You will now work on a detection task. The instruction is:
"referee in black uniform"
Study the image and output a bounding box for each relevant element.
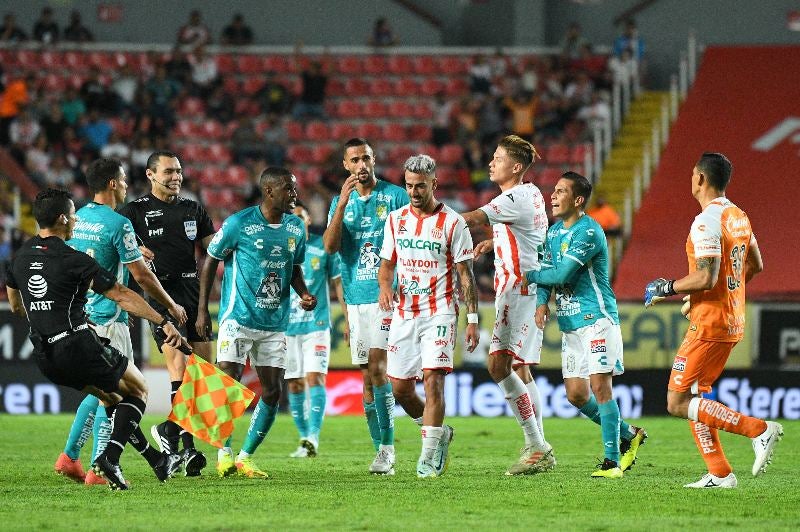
[118,150,216,475]
[5,189,184,490]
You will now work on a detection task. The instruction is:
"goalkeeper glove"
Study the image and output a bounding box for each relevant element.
[644,278,676,307]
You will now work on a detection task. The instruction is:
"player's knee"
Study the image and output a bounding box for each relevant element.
[566,390,589,407]
[287,379,305,394]
[666,396,686,418]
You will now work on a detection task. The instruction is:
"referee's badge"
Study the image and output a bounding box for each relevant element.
[288,237,296,252]
[184,220,197,240]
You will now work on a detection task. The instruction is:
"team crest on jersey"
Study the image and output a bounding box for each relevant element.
[288,237,296,252]
[431,225,443,239]
[184,220,197,240]
[376,203,388,220]
[310,257,321,270]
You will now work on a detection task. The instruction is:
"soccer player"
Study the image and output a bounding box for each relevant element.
[54,158,186,485]
[644,152,783,488]
[6,188,184,490]
[461,134,553,475]
[285,202,346,458]
[196,167,316,478]
[524,172,646,479]
[322,138,408,474]
[118,150,217,476]
[378,155,479,477]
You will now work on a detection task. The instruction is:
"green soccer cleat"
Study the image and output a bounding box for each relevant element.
[619,426,647,472]
[591,458,624,479]
[236,456,269,478]
[217,450,237,478]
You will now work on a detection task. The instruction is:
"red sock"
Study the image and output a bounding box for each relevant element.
[690,421,732,477]
[696,398,767,438]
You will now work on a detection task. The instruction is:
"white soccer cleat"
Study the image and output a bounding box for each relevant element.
[301,437,318,458]
[289,445,309,458]
[432,425,454,476]
[369,448,395,475]
[505,443,556,476]
[684,472,737,489]
[416,458,438,479]
[751,421,784,476]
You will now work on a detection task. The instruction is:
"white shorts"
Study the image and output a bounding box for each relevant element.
[285,329,331,379]
[92,322,134,363]
[386,313,456,381]
[216,320,286,368]
[490,290,542,367]
[561,318,625,379]
[347,302,391,366]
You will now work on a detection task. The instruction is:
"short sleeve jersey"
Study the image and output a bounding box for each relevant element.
[478,182,548,296]
[685,198,751,342]
[207,206,306,332]
[68,202,142,325]
[538,215,619,332]
[379,203,474,318]
[287,233,341,336]
[7,236,116,337]
[118,194,215,279]
[327,180,408,305]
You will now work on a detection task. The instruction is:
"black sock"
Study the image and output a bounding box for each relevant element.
[128,426,162,467]
[166,381,184,445]
[180,429,195,450]
[105,396,146,463]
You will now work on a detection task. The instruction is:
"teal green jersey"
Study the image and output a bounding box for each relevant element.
[207,206,306,332]
[287,233,341,336]
[327,179,407,305]
[67,202,142,325]
[529,215,619,332]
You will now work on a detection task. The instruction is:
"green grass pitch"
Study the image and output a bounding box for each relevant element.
[0,414,797,530]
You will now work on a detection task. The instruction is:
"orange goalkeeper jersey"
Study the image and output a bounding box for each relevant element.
[685,198,752,342]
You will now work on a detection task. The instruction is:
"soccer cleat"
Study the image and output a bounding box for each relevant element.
[684,472,738,489]
[505,443,556,476]
[183,448,207,477]
[432,425,454,476]
[416,457,438,478]
[591,458,624,479]
[751,421,784,476]
[217,449,238,478]
[152,452,183,482]
[236,456,270,478]
[301,437,318,458]
[619,426,648,472]
[289,445,309,458]
[150,422,179,455]
[369,448,396,475]
[91,454,129,491]
[54,452,86,482]
[84,469,107,485]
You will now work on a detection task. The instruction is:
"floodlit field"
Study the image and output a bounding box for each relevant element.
[0,415,797,530]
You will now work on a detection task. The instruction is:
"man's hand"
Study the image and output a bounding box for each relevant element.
[139,245,155,270]
[680,295,691,320]
[342,316,350,345]
[644,278,676,308]
[195,309,212,339]
[378,288,395,313]
[299,294,317,311]
[473,239,493,258]
[339,174,359,206]
[160,321,183,349]
[464,323,479,352]
[168,303,188,326]
[534,304,550,330]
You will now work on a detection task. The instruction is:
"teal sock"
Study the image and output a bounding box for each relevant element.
[308,385,326,439]
[224,436,233,449]
[90,404,111,462]
[598,399,621,463]
[64,395,98,459]
[241,399,279,455]
[288,391,308,439]
[373,383,395,446]
[364,401,381,451]
[580,395,633,441]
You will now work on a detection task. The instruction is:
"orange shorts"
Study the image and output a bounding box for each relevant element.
[668,337,735,394]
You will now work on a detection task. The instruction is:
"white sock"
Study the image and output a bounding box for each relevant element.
[218,446,233,461]
[498,373,545,448]
[379,443,395,454]
[236,450,250,460]
[687,397,701,421]
[421,425,443,462]
[412,416,424,426]
[525,378,544,438]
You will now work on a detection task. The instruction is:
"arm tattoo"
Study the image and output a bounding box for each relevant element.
[695,256,714,271]
[458,262,478,313]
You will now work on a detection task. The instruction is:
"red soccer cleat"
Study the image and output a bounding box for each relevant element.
[54,452,86,482]
[84,469,107,485]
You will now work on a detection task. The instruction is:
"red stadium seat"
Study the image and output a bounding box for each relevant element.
[88,52,115,70]
[199,120,225,140]
[416,144,439,159]
[362,100,387,118]
[39,51,63,69]
[263,55,291,73]
[42,74,66,92]
[537,167,563,187]
[179,97,205,116]
[202,188,237,208]
[330,122,356,140]
[364,55,388,75]
[439,56,468,75]
[336,100,361,118]
[545,143,570,165]
[287,144,313,163]
[216,53,236,74]
[388,145,415,165]
[180,143,208,162]
[387,100,415,119]
[337,56,362,75]
[286,121,304,141]
[199,166,224,186]
[326,78,345,96]
[420,78,446,97]
[438,144,465,165]
[242,76,265,95]
[311,144,334,164]
[394,78,420,97]
[63,51,89,71]
[413,56,438,75]
[381,166,404,184]
[224,165,250,187]
[237,55,263,74]
[445,78,469,97]
[207,143,232,164]
[382,124,407,142]
[356,123,382,140]
[388,55,413,75]
[369,78,394,97]
[222,77,240,95]
[570,143,592,165]
[305,121,330,141]
[343,78,369,96]
[412,102,433,120]
[407,124,433,142]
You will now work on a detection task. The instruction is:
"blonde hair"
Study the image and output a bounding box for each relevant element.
[498,135,540,173]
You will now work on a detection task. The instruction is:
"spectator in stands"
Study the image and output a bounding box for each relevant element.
[503,90,538,141]
[464,137,490,190]
[221,13,253,46]
[586,196,621,236]
[368,17,397,47]
[490,48,509,80]
[0,13,28,42]
[230,117,264,163]
[80,67,114,114]
[8,107,41,163]
[61,126,85,169]
[63,10,94,43]
[129,134,153,185]
[25,134,51,184]
[40,102,68,147]
[112,64,140,112]
[571,44,607,82]
[560,22,589,60]
[79,109,113,153]
[100,131,131,170]
[189,45,219,98]
[0,226,10,295]
[576,90,611,133]
[206,85,235,123]
[263,114,287,166]
[0,73,33,145]
[519,58,539,94]
[454,97,479,143]
[177,10,211,49]
[60,87,86,126]
[165,47,193,87]
[431,91,454,147]
[477,96,504,145]
[145,64,181,127]
[608,48,637,84]
[261,72,291,115]
[469,55,493,95]
[42,152,74,187]
[564,71,595,107]
[613,19,645,62]
[32,6,59,44]
[293,60,328,121]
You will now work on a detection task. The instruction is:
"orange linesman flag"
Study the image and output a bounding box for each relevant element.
[168,354,256,448]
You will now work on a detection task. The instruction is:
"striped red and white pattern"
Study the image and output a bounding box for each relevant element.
[479,183,548,295]
[380,203,473,318]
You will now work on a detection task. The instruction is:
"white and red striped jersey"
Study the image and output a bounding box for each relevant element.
[479,182,548,295]
[380,202,474,318]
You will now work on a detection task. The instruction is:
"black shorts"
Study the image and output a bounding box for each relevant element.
[147,277,210,344]
[34,329,128,393]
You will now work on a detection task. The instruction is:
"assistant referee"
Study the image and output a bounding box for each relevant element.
[118,150,216,475]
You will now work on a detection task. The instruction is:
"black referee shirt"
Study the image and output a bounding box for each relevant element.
[6,236,116,337]
[118,194,215,281]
